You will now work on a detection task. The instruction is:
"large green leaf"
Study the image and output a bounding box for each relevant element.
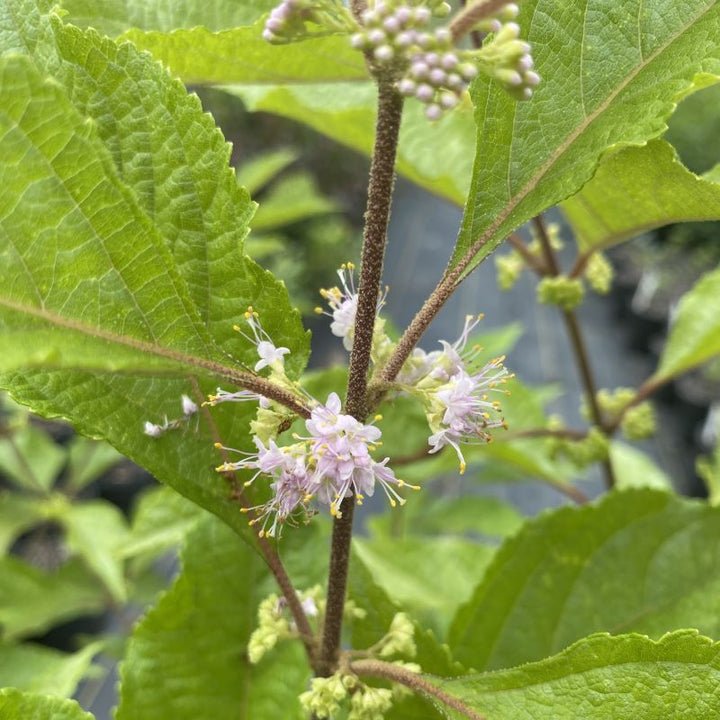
[60,0,275,34]
[122,21,367,85]
[116,514,310,720]
[653,264,720,381]
[451,0,720,274]
[348,552,464,720]
[0,3,309,540]
[0,642,101,697]
[449,490,720,671]
[0,689,94,720]
[419,631,720,719]
[562,139,720,251]
[354,536,494,638]
[0,557,107,639]
[60,501,130,603]
[225,83,476,206]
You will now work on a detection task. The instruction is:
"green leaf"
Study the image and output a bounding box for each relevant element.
[0,557,107,639]
[449,490,720,672]
[354,537,494,638]
[122,21,367,85]
[419,631,720,720]
[653,264,720,381]
[0,689,94,720]
[610,442,672,491]
[348,553,464,720]
[0,494,47,554]
[0,641,101,697]
[562,139,720,251]
[60,0,274,34]
[0,4,309,541]
[451,0,720,274]
[116,514,310,720]
[0,425,65,493]
[60,501,130,603]
[64,436,122,494]
[367,495,524,540]
[225,83,476,206]
[239,148,299,197]
[120,486,205,564]
[251,172,339,231]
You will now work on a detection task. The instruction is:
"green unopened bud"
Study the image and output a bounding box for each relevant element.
[428,0,452,17]
[299,674,348,719]
[621,402,657,440]
[380,612,416,659]
[585,252,614,294]
[537,276,585,310]
[344,599,368,621]
[495,251,524,290]
[555,427,609,468]
[250,405,288,445]
[349,686,394,720]
[247,593,292,663]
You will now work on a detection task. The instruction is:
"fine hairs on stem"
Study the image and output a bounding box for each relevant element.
[317,77,405,677]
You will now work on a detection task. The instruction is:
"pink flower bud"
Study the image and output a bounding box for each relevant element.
[441,52,458,70]
[416,83,434,102]
[425,52,440,66]
[383,16,400,33]
[425,104,442,121]
[396,30,415,47]
[434,27,452,45]
[395,6,412,23]
[429,68,446,85]
[410,61,429,78]
[398,78,417,95]
[368,28,386,45]
[525,70,541,86]
[414,6,431,23]
[374,44,394,62]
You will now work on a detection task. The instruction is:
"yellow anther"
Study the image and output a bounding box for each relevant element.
[369,445,376,452]
[232,324,241,332]
[357,493,364,500]
[374,414,383,421]
[460,462,466,475]
[244,480,253,487]
[502,421,509,430]
[483,412,490,419]
[240,507,250,514]
[478,313,485,321]
[398,498,407,506]
[214,442,222,449]
[314,307,323,314]
[389,499,397,507]
[215,464,226,472]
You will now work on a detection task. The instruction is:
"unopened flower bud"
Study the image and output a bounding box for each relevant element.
[537,276,586,310]
[585,252,614,294]
[621,402,657,440]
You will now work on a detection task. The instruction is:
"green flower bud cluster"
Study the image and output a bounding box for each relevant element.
[537,276,586,310]
[594,387,635,420]
[620,402,657,440]
[247,594,291,664]
[379,612,417,658]
[349,686,395,720]
[528,220,564,254]
[585,251,614,294]
[495,251,525,290]
[551,426,610,468]
[250,404,293,445]
[300,674,351,719]
[248,586,322,664]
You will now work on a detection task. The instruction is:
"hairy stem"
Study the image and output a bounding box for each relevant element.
[191,379,318,666]
[532,215,617,489]
[318,78,404,677]
[350,659,487,720]
[450,0,517,42]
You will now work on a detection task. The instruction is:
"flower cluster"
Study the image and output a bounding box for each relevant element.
[263,0,539,120]
[397,314,510,472]
[217,392,415,536]
[317,265,511,474]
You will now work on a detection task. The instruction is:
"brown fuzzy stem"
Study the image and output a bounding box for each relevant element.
[532,216,617,490]
[350,659,487,720]
[449,0,519,42]
[318,78,404,677]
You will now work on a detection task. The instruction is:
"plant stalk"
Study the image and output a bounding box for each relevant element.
[318,77,404,677]
[449,0,518,42]
[350,659,487,720]
[532,215,617,489]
